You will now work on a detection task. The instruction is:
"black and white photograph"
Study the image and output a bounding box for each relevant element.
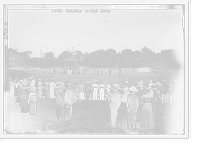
[1,1,190,139]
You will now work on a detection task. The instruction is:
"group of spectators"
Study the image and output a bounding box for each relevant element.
[6,76,174,132]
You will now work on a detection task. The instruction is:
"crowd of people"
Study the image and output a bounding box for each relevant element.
[6,76,175,132]
[106,80,172,130]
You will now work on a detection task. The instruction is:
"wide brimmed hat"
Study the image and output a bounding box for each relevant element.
[138,80,143,85]
[56,81,64,88]
[129,86,138,92]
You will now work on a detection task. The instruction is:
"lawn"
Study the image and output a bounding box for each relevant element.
[6,70,182,134]
[6,98,173,135]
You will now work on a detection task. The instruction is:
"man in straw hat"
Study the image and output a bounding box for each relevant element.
[64,83,75,120]
[108,83,122,127]
[151,84,161,129]
[127,86,139,130]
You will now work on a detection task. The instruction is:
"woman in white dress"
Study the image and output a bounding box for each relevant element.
[9,79,15,105]
[140,87,154,130]
[55,82,65,120]
[99,80,105,100]
[49,79,56,98]
[19,80,29,113]
[92,81,99,100]
[28,83,37,115]
[45,80,49,98]
[37,79,43,98]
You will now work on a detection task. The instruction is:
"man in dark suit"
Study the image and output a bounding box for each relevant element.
[106,84,121,127]
[64,81,74,120]
[151,84,161,129]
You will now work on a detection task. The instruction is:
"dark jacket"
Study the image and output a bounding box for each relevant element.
[161,83,170,94]
[64,86,74,105]
[106,90,121,109]
[153,89,162,106]
[126,94,139,109]
[79,82,85,92]
[74,83,80,94]
[122,85,130,102]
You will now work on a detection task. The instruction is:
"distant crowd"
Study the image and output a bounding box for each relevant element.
[5,76,175,132]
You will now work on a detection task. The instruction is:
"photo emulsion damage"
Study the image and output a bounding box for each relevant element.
[2,3,189,139]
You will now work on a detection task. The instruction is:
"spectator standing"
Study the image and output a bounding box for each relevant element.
[28,79,37,115]
[122,79,130,103]
[106,84,121,127]
[19,80,29,113]
[37,79,42,98]
[79,80,85,101]
[55,82,65,121]
[85,78,92,100]
[152,84,161,129]
[99,80,105,100]
[64,81,74,120]
[8,77,15,105]
[140,87,154,130]
[74,79,81,102]
[44,79,49,98]
[92,81,98,101]
[49,79,55,98]
[126,86,139,130]
[161,80,170,103]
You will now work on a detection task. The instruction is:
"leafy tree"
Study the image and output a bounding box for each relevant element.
[58,51,72,61]
[142,46,155,56]
[105,49,117,61]
[44,52,54,60]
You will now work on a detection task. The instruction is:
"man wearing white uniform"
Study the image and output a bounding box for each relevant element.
[99,80,105,100]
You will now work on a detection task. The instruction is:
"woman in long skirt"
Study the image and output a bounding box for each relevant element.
[55,82,65,121]
[19,81,29,113]
[49,79,55,98]
[28,84,37,115]
[99,80,105,100]
[37,79,43,98]
[78,81,85,101]
[15,80,21,104]
[92,82,98,100]
[127,87,139,129]
[45,80,50,98]
[140,89,154,132]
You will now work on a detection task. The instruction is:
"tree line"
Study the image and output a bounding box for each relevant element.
[7,46,181,69]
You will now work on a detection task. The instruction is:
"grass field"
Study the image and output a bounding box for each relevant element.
[7,98,173,135]
[5,70,184,134]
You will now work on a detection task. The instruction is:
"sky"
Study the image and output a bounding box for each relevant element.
[8,5,184,58]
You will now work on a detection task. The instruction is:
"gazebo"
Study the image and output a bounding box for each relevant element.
[64,56,83,70]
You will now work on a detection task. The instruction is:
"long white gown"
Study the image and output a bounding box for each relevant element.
[9,81,15,105]
[37,82,43,98]
[49,82,56,98]
[29,86,37,115]
[45,81,49,98]
[55,88,65,120]
[92,84,98,100]
[99,84,105,100]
